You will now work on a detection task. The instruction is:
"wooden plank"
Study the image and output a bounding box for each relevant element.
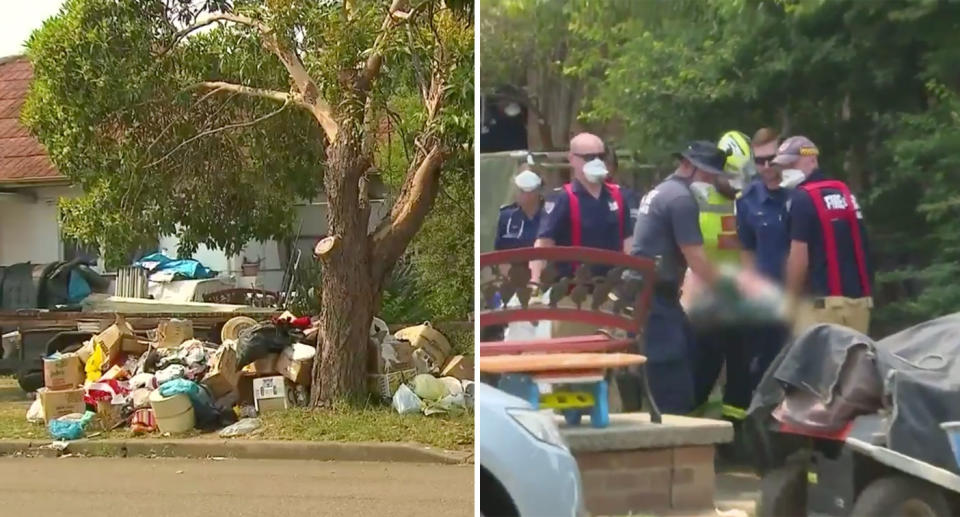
[478,353,646,373]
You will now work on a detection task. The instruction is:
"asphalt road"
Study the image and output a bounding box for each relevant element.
[0,457,474,517]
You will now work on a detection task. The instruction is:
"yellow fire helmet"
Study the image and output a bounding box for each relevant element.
[717,130,757,183]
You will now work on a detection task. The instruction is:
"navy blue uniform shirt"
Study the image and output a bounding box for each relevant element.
[494,202,541,250]
[538,180,636,248]
[538,179,636,277]
[787,169,874,298]
[735,178,790,283]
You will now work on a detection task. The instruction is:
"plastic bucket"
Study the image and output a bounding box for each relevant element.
[149,390,196,434]
[940,421,960,469]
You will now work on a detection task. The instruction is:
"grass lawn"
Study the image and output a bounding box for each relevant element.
[0,376,474,451]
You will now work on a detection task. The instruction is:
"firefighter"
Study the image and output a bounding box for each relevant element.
[780,136,874,334]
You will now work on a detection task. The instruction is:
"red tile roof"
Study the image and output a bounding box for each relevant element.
[0,55,64,185]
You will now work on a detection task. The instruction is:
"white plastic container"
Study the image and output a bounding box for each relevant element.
[149,390,195,433]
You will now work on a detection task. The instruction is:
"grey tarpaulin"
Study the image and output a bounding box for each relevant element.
[873,313,960,473]
[749,315,960,474]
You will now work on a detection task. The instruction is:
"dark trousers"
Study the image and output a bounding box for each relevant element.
[692,324,787,416]
[639,296,697,415]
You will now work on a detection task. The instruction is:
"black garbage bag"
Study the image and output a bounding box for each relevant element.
[235,322,303,369]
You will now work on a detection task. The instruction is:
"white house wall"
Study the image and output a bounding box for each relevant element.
[0,185,80,266]
[1,185,391,295]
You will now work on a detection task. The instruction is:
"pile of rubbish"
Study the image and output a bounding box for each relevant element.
[367,320,474,416]
[27,314,473,439]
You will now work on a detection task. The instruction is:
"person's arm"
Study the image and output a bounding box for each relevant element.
[680,244,718,285]
[735,196,756,269]
[670,194,717,284]
[493,211,507,251]
[531,193,567,284]
[530,237,555,283]
[622,189,638,253]
[786,240,809,297]
[786,191,816,297]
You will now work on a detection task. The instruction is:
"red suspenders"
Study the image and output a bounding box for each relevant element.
[799,180,871,297]
[563,182,625,246]
[563,182,625,273]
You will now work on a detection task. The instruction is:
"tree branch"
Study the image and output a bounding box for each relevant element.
[370,144,444,283]
[186,81,294,104]
[358,0,422,93]
[146,97,290,169]
[169,14,338,141]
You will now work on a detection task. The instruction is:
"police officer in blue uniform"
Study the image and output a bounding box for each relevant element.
[629,140,729,415]
[495,169,544,251]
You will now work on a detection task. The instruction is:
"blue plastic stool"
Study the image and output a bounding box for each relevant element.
[496,374,611,429]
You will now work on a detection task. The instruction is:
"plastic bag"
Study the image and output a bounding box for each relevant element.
[48,410,95,440]
[424,392,466,416]
[236,323,300,368]
[156,364,186,385]
[84,341,104,383]
[439,377,463,397]
[158,378,219,429]
[130,373,156,390]
[412,374,447,401]
[290,343,316,361]
[219,418,261,438]
[26,398,43,424]
[392,384,422,415]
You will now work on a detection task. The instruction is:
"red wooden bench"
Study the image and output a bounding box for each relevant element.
[478,246,662,426]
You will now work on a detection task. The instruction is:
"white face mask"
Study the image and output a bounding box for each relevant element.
[582,159,609,183]
[780,169,805,189]
[690,181,712,203]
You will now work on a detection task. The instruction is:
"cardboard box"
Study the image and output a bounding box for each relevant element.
[202,344,239,399]
[276,347,313,386]
[124,339,150,356]
[367,368,417,401]
[157,319,194,349]
[236,375,255,406]
[242,354,278,376]
[252,376,289,413]
[43,353,84,390]
[97,314,139,357]
[38,387,86,422]
[76,340,95,364]
[96,400,124,431]
[440,355,474,381]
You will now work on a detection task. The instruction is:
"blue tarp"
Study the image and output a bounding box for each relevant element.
[133,252,216,280]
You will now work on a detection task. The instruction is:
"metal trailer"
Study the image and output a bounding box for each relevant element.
[758,413,960,517]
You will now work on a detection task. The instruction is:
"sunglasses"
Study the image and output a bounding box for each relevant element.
[754,155,776,166]
[572,152,606,161]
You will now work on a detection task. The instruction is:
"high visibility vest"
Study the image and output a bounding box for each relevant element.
[698,187,740,265]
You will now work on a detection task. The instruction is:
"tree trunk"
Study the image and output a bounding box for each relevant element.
[311,127,375,406]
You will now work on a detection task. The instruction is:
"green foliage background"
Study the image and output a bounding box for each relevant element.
[481,0,960,337]
[23,0,473,324]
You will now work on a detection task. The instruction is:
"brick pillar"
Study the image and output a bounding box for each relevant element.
[574,446,716,515]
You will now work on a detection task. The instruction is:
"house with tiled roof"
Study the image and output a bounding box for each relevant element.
[0,55,389,294]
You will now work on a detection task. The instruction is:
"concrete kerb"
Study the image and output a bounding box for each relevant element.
[0,439,471,465]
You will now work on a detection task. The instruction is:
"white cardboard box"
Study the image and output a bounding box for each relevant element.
[252,376,289,413]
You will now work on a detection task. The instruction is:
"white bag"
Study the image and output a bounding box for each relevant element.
[26,398,43,424]
[392,384,422,415]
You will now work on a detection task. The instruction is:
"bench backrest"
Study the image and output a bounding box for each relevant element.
[479,246,657,336]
